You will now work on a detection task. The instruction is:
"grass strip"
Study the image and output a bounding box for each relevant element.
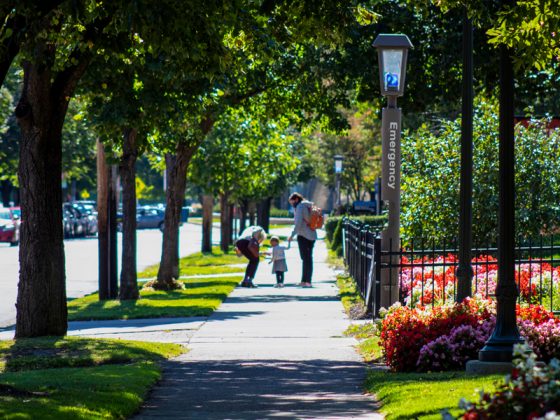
[0,336,182,372]
[139,246,243,278]
[344,323,383,362]
[357,337,382,363]
[366,369,501,419]
[336,274,366,317]
[0,337,184,419]
[327,248,344,269]
[68,276,242,321]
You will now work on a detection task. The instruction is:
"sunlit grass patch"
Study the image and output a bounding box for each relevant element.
[68,276,242,321]
[0,337,184,419]
[366,369,501,419]
[139,246,243,278]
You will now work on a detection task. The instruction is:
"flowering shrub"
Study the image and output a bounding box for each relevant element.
[380,296,560,372]
[517,304,559,324]
[399,254,560,308]
[379,297,494,372]
[459,344,560,419]
[519,319,560,362]
[416,319,495,372]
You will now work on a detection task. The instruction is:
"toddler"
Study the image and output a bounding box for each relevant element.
[269,236,288,287]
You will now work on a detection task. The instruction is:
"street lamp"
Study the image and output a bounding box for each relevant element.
[373,33,413,308]
[373,34,412,99]
[334,154,343,211]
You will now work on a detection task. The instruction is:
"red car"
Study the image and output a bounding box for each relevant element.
[0,207,20,246]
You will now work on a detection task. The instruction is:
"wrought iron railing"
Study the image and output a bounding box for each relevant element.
[342,219,560,318]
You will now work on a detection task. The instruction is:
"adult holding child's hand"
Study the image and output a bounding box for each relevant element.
[235,225,266,288]
[288,192,318,287]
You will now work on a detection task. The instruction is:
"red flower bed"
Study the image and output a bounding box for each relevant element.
[379,298,494,372]
[379,298,559,372]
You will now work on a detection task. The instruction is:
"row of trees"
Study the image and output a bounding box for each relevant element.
[1,0,558,338]
[1,0,381,337]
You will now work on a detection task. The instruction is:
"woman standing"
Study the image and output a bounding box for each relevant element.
[287,192,317,287]
[235,225,266,288]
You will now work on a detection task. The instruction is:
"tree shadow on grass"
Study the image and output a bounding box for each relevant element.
[0,336,174,372]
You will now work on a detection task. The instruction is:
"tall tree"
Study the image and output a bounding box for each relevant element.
[190,109,301,241]
[13,0,240,335]
[15,3,116,337]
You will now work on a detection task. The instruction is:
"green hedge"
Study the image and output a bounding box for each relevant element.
[325,215,387,256]
[270,208,292,218]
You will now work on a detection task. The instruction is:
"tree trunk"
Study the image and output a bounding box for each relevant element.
[119,128,139,300]
[201,194,213,252]
[0,180,12,207]
[229,203,236,244]
[220,192,231,252]
[97,140,119,300]
[155,141,196,289]
[249,202,256,226]
[239,199,249,235]
[257,197,272,233]
[15,63,67,337]
[13,24,94,336]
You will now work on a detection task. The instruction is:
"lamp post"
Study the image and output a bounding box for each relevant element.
[456,9,474,303]
[478,1,522,364]
[334,154,343,212]
[373,33,413,308]
[466,0,522,373]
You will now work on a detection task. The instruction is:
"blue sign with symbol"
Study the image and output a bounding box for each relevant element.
[385,72,399,88]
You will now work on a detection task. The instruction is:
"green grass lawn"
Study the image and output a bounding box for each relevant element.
[366,369,501,419]
[68,276,242,320]
[1,241,248,416]
[0,337,184,419]
[139,247,243,278]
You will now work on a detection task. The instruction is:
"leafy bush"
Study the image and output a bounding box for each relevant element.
[348,215,387,230]
[458,344,560,419]
[332,220,344,256]
[325,215,387,253]
[270,207,292,218]
[401,95,560,241]
[325,216,343,243]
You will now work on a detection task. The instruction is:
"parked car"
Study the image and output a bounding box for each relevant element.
[117,206,166,232]
[62,203,88,237]
[0,207,21,246]
[63,208,82,238]
[67,201,98,236]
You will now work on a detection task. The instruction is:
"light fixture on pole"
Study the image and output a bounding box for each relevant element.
[373,33,413,309]
[334,154,344,211]
[374,34,412,99]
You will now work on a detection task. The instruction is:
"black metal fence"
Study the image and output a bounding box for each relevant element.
[342,219,560,318]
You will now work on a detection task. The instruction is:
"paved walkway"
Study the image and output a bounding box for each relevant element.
[1,231,382,419]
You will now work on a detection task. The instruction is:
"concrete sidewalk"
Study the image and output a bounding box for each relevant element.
[130,236,379,419]
[1,234,381,419]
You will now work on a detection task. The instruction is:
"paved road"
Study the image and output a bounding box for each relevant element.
[0,222,218,327]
